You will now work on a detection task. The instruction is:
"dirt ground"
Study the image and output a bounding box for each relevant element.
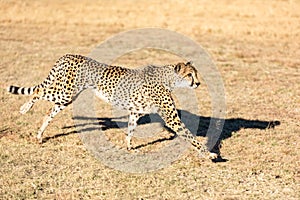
[0,0,299,199]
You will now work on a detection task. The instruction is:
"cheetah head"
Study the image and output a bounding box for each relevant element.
[174,61,201,89]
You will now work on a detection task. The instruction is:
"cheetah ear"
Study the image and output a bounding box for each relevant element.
[174,63,182,73]
[186,61,194,65]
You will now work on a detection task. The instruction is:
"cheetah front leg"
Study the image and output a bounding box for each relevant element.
[126,112,143,150]
[158,95,218,159]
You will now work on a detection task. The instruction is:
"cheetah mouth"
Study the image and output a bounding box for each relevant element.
[192,82,200,88]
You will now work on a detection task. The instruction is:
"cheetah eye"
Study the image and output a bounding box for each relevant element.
[187,73,192,77]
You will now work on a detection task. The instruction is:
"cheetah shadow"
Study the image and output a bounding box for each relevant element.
[49,110,280,161]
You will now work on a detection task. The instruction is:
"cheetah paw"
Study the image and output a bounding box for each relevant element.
[20,102,32,114]
[199,150,218,160]
[36,133,43,144]
[126,136,133,151]
[208,152,218,160]
[127,146,132,151]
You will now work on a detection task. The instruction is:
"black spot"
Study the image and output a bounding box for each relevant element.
[20,87,25,94]
[24,87,31,94]
[9,86,19,94]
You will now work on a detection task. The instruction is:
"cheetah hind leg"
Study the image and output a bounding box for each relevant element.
[20,97,39,114]
[36,104,66,143]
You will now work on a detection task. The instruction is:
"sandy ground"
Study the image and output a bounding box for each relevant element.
[0,0,299,199]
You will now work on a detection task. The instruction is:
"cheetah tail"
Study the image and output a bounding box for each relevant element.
[7,85,37,95]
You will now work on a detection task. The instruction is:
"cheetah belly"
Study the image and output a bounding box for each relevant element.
[94,89,110,103]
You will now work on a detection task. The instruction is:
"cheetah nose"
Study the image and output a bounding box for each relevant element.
[195,82,200,87]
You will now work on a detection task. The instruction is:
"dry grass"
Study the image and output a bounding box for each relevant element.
[1,0,299,199]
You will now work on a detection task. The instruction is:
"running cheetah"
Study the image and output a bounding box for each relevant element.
[8,54,217,159]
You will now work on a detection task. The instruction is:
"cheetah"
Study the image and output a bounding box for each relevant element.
[8,54,217,159]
